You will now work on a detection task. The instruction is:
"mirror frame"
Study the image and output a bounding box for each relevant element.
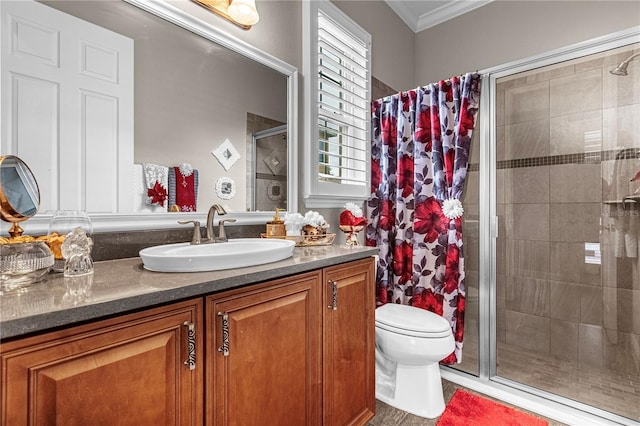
[0,155,40,223]
[14,0,298,235]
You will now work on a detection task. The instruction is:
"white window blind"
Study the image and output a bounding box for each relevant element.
[303,1,371,207]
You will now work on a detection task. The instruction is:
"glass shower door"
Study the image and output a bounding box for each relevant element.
[493,42,640,421]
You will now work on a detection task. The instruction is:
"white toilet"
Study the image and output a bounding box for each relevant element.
[375,303,455,419]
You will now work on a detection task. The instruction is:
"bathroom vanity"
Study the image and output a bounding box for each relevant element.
[0,245,377,425]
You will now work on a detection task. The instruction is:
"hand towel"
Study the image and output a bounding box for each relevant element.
[132,164,169,213]
[168,163,199,212]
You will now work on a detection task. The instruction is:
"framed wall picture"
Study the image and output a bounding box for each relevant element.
[212,138,240,171]
[215,177,236,200]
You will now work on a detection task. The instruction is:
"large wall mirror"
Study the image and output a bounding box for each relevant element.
[0,0,298,234]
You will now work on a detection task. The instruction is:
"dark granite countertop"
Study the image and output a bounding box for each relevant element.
[0,245,378,341]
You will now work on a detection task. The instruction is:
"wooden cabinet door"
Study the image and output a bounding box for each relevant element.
[0,299,203,426]
[323,258,376,426]
[207,271,322,426]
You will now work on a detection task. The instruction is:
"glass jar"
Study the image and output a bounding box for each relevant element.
[0,241,54,292]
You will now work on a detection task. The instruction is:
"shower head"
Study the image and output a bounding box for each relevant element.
[610,64,629,76]
[610,52,640,76]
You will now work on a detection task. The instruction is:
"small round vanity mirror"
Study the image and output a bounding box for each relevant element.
[0,155,40,237]
[0,155,53,292]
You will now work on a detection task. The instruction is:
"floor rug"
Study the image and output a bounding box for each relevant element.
[436,389,548,426]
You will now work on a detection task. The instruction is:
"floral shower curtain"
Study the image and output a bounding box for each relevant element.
[366,72,481,364]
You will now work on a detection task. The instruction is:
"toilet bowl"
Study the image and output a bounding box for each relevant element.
[375,303,455,419]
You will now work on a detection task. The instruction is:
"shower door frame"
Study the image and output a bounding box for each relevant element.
[250,124,288,211]
[442,26,640,426]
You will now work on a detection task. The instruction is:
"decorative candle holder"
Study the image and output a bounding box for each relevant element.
[61,227,94,277]
[339,224,364,246]
[48,210,92,272]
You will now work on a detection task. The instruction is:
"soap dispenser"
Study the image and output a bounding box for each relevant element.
[266,208,286,237]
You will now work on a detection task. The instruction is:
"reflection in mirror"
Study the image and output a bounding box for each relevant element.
[0,157,39,217]
[251,124,288,211]
[0,0,297,233]
[0,155,40,237]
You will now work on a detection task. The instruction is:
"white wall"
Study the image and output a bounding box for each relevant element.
[414,0,640,85]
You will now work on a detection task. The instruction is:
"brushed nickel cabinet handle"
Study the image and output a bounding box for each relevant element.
[218,312,230,356]
[328,280,338,310]
[183,321,196,370]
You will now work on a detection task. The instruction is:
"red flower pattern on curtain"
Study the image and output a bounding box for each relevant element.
[366,73,481,364]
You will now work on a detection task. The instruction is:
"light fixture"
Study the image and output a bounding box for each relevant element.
[191,0,259,30]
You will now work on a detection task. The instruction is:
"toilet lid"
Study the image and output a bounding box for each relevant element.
[375,303,451,336]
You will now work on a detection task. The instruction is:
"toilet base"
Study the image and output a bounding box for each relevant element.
[375,361,446,419]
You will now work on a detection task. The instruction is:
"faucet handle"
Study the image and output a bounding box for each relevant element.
[178,220,201,244]
[218,218,237,241]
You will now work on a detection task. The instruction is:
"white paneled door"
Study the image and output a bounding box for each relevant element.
[1,0,133,213]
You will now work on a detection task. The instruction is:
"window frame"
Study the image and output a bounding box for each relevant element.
[302,0,371,208]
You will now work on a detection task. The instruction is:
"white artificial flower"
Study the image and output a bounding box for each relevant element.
[345,202,363,218]
[284,212,305,236]
[442,198,464,220]
[179,162,194,177]
[284,212,304,226]
[303,211,328,229]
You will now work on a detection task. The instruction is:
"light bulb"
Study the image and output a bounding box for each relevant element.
[227,0,259,26]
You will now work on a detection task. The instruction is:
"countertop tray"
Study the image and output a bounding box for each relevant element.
[260,233,336,247]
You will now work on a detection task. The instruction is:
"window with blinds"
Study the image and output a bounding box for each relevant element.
[303,1,371,207]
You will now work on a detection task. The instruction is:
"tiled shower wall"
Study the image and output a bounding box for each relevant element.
[492,45,640,375]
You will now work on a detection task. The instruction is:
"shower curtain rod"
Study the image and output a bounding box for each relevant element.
[430,70,480,85]
[410,70,481,89]
[376,70,483,101]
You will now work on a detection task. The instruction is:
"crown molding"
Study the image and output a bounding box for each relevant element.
[385,0,493,33]
[383,0,419,32]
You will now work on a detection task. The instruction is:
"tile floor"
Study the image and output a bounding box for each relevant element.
[456,312,639,421]
[496,342,640,421]
[367,380,567,426]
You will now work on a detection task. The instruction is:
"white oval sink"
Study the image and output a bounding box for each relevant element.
[139,238,296,272]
